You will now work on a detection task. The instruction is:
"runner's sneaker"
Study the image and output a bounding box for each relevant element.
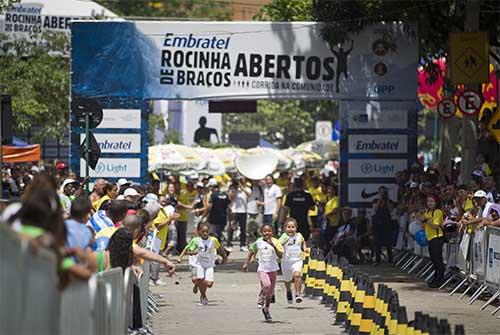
[295,295,303,303]
[257,292,265,309]
[262,308,273,322]
[201,298,208,306]
[286,290,293,304]
[193,284,198,294]
[240,246,249,252]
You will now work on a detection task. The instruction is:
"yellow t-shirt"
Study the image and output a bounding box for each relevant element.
[462,197,475,234]
[481,163,492,176]
[276,178,289,194]
[324,196,340,227]
[154,208,170,250]
[92,195,110,212]
[178,189,196,222]
[308,186,324,217]
[424,209,444,241]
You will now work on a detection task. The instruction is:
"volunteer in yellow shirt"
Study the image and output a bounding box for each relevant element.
[420,195,445,288]
[177,181,197,252]
[323,184,340,252]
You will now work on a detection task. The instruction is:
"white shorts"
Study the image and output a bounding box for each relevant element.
[190,266,198,278]
[195,265,214,282]
[281,260,303,282]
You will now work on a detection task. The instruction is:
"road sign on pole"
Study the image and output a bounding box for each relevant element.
[457,90,483,115]
[449,32,489,85]
[487,109,500,144]
[315,121,332,141]
[437,98,456,119]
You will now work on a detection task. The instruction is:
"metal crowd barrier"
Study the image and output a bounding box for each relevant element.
[0,225,60,335]
[393,224,500,319]
[0,224,159,335]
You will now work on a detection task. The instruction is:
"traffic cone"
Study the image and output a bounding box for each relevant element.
[454,325,465,335]
[304,249,317,297]
[334,264,352,326]
[330,256,342,312]
[420,313,431,335]
[322,253,334,306]
[313,250,327,299]
[302,247,310,281]
[380,287,393,335]
[438,319,451,335]
[413,311,423,335]
[348,275,365,335]
[371,283,387,335]
[396,306,409,335]
[358,277,375,335]
[387,291,400,335]
[428,317,439,335]
[346,271,361,332]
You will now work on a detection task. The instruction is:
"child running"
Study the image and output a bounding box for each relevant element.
[243,223,283,322]
[177,222,201,295]
[179,222,227,305]
[279,218,307,304]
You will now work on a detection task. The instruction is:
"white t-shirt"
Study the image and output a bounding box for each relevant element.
[264,184,282,215]
[482,202,494,218]
[247,186,263,214]
[250,237,283,272]
[186,236,221,269]
[230,188,249,214]
[279,232,304,263]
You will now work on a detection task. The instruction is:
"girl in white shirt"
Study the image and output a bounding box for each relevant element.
[243,223,283,322]
[279,218,307,304]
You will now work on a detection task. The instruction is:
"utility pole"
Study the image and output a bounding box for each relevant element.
[461,0,481,185]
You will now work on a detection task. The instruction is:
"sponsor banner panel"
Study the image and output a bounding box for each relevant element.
[348,134,408,154]
[98,109,142,129]
[80,133,141,154]
[348,183,398,203]
[344,101,409,129]
[486,229,500,285]
[72,21,418,100]
[80,158,141,178]
[348,159,407,178]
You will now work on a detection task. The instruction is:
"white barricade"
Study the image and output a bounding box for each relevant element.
[60,279,94,335]
[0,223,154,334]
[0,225,60,335]
[485,227,500,286]
[472,228,488,279]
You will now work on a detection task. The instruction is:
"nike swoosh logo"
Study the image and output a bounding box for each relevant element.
[361,189,379,199]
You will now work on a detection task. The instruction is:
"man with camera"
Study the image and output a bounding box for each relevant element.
[228,176,251,251]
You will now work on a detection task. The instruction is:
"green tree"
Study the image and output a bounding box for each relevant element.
[96,0,232,20]
[0,32,70,141]
[225,100,337,148]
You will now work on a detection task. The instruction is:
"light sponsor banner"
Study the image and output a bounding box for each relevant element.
[98,109,141,129]
[80,158,141,178]
[486,229,500,285]
[80,133,141,154]
[72,21,418,100]
[348,134,408,154]
[344,101,409,129]
[472,229,487,277]
[348,159,407,178]
[348,183,398,203]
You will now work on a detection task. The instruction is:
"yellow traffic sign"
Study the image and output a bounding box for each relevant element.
[488,109,500,144]
[449,32,489,85]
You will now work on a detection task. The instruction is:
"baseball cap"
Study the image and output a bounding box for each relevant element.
[144,201,162,219]
[208,178,218,187]
[143,193,159,203]
[473,190,487,198]
[471,170,484,178]
[124,188,140,197]
[196,182,204,188]
[60,179,79,193]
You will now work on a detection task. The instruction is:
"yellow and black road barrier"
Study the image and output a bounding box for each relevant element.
[303,248,466,335]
